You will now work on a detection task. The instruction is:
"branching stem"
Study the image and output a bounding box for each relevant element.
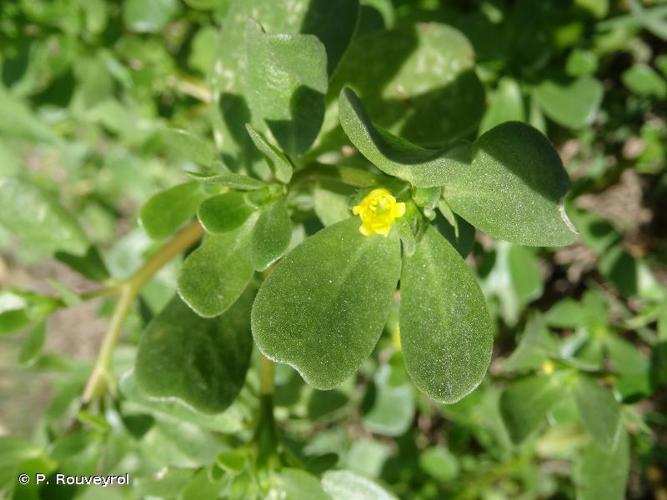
[81,221,204,403]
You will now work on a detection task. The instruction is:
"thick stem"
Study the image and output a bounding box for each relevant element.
[259,353,275,396]
[81,221,204,404]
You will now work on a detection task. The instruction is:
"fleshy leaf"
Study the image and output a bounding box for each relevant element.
[197,192,255,234]
[533,77,603,129]
[178,217,256,317]
[250,201,292,271]
[575,427,629,500]
[0,177,88,255]
[161,128,217,166]
[332,23,484,146]
[140,182,207,240]
[338,88,470,188]
[135,289,254,414]
[321,470,397,500]
[499,375,563,443]
[245,20,328,155]
[443,121,577,246]
[399,226,493,403]
[252,218,401,389]
[574,376,621,449]
[245,124,293,183]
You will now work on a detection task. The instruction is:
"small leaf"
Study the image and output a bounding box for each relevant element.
[19,321,46,365]
[338,88,470,188]
[245,124,293,183]
[252,218,401,389]
[622,64,667,98]
[189,171,266,190]
[503,314,557,372]
[363,360,415,436]
[123,0,180,33]
[533,77,603,129]
[500,375,563,444]
[245,20,328,155]
[479,77,525,134]
[399,226,493,403]
[178,217,256,317]
[576,427,629,500]
[443,121,577,246]
[140,182,207,240]
[55,246,110,283]
[322,470,397,500]
[197,192,255,234]
[314,182,351,226]
[161,128,217,166]
[268,469,329,500]
[0,177,88,255]
[135,290,253,414]
[250,201,292,271]
[419,447,460,482]
[574,376,622,449]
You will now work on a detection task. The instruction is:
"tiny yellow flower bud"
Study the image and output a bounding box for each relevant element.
[352,188,406,237]
[542,360,556,375]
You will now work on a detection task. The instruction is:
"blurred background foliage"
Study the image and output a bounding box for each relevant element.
[0,0,666,498]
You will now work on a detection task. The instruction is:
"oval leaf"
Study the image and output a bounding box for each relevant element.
[399,226,493,403]
[338,88,470,188]
[197,192,255,234]
[252,218,401,389]
[250,201,292,271]
[533,77,603,129]
[443,121,577,246]
[322,470,397,500]
[140,182,207,240]
[574,376,621,449]
[178,217,256,317]
[245,124,293,183]
[135,289,254,414]
[499,375,563,444]
[0,177,88,255]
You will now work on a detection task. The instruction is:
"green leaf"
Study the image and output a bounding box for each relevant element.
[576,427,629,500]
[55,246,110,283]
[268,469,328,500]
[189,171,266,190]
[419,447,460,482]
[500,375,563,444]
[0,177,88,255]
[245,20,328,155]
[135,290,253,414]
[322,470,397,500]
[19,321,46,365]
[533,77,603,129]
[443,121,577,246]
[399,226,493,403]
[338,88,470,188]
[503,314,557,373]
[332,23,484,146]
[161,128,217,166]
[178,217,256,317]
[622,64,667,98]
[250,201,292,271]
[123,0,180,33]
[314,182,352,226]
[0,291,31,336]
[479,77,525,134]
[197,192,255,234]
[140,182,207,240]
[252,218,401,389]
[0,86,61,144]
[574,376,621,449]
[245,124,293,183]
[363,360,414,436]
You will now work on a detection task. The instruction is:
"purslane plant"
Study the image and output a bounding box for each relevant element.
[0,8,577,414]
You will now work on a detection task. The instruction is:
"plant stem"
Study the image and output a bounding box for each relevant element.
[259,353,275,396]
[81,221,204,404]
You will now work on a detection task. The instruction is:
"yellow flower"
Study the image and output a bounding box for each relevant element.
[542,360,556,375]
[352,188,406,237]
